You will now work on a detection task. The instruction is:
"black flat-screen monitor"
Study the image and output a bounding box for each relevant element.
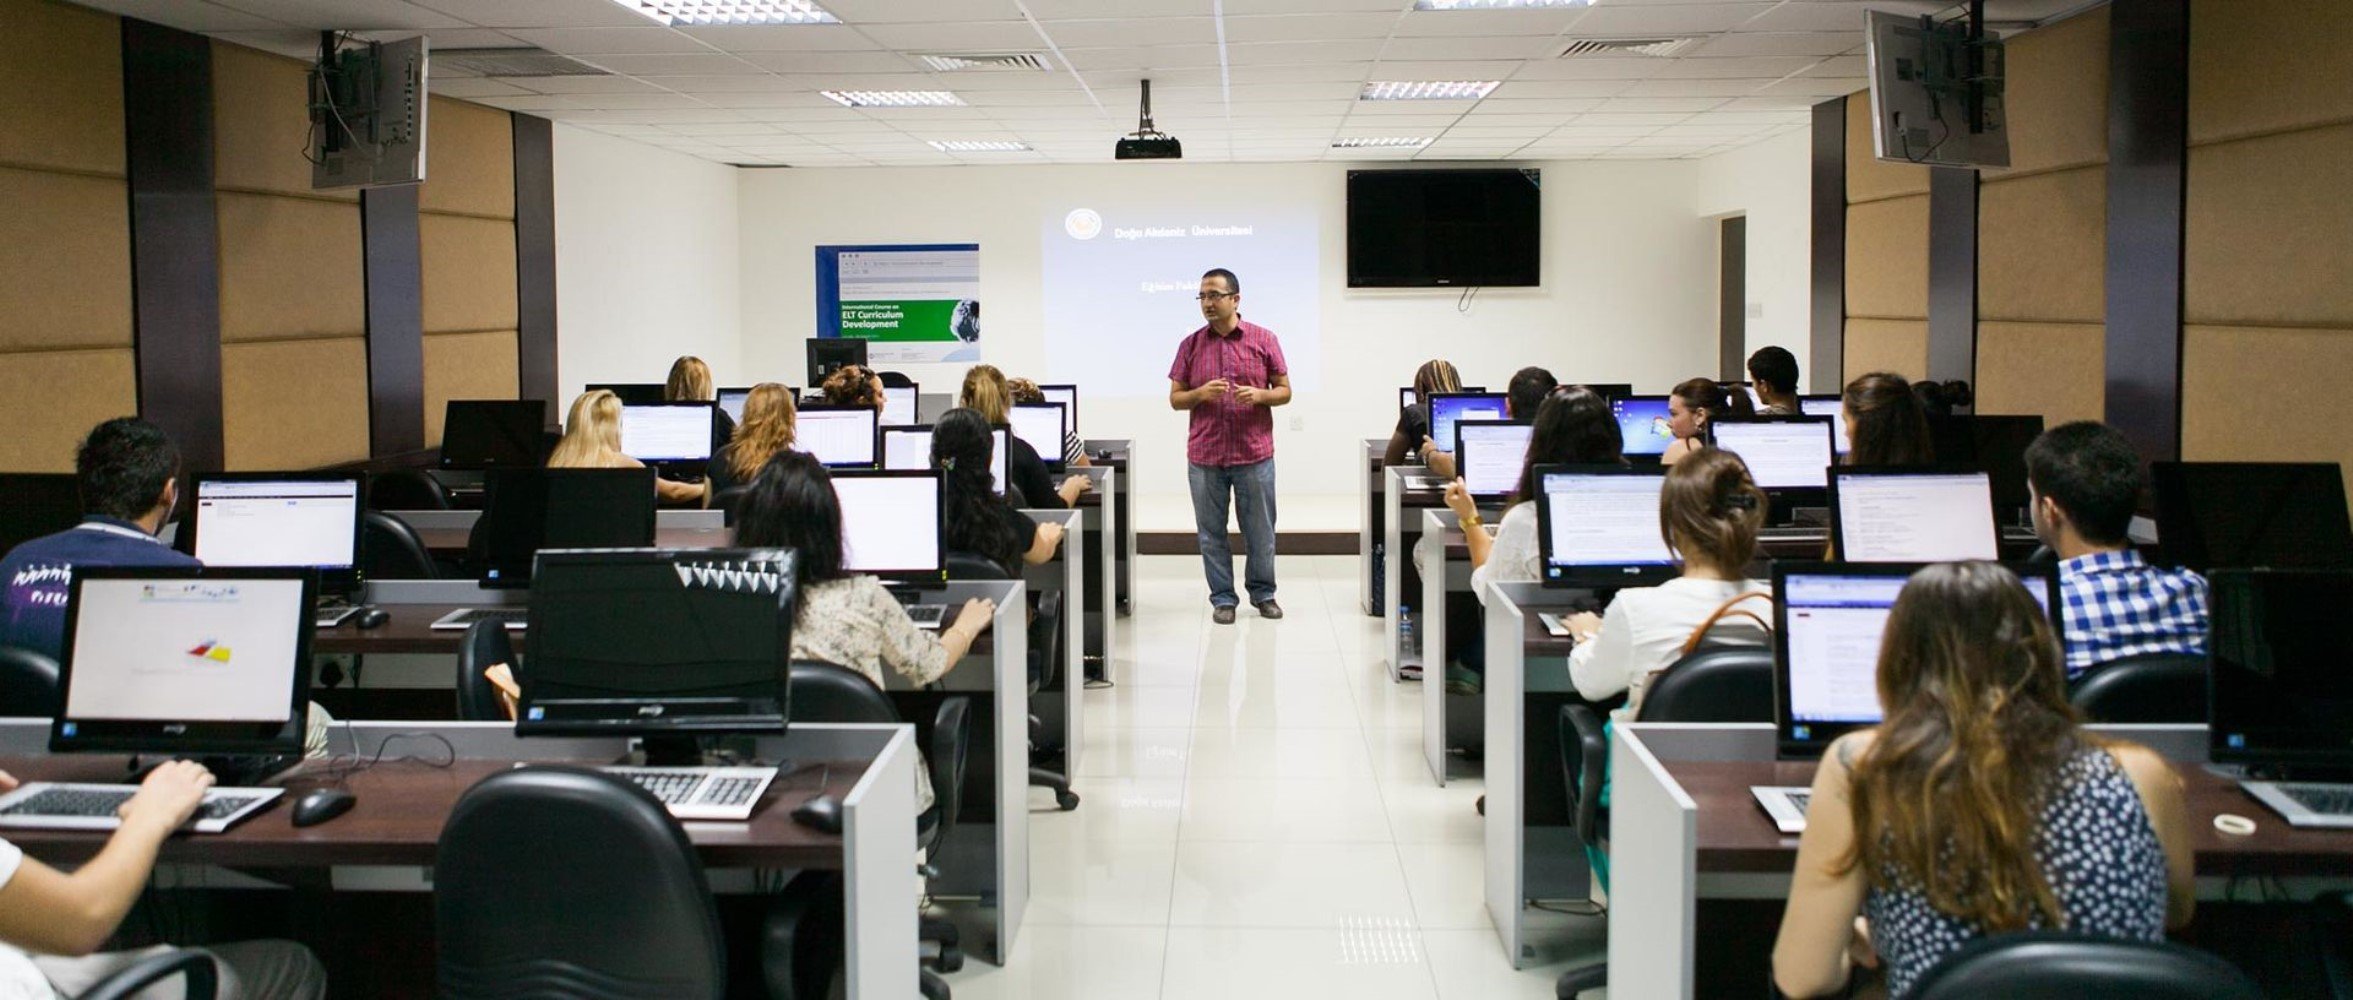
[1709,416,1835,512]
[1010,402,1067,472]
[1610,395,1675,457]
[619,401,716,466]
[795,405,880,468]
[807,338,868,384]
[1580,383,1634,401]
[716,387,753,425]
[515,548,796,739]
[881,426,1007,495]
[1926,414,2043,515]
[881,382,919,427]
[0,474,82,556]
[1037,384,1079,436]
[182,473,368,595]
[53,566,314,757]
[829,470,944,585]
[1799,395,1848,456]
[1454,420,1533,501]
[441,400,550,470]
[2153,462,2353,572]
[1534,465,1677,588]
[586,383,666,406]
[2209,568,2353,773]
[1347,169,1540,288]
[475,468,659,588]
[1428,393,1508,456]
[1829,467,1998,563]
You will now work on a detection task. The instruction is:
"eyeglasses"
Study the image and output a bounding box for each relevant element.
[1194,291,1236,302]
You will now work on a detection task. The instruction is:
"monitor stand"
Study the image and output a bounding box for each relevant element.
[627,734,781,769]
[129,753,302,787]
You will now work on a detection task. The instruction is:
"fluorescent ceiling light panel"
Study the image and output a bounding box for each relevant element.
[1414,0,1592,8]
[608,0,840,25]
[1361,81,1501,101]
[1332,137,1433,148]
[820,90,967,108]
[928,140,1033,152]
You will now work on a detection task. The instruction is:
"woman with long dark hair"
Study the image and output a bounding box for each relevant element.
[1771,561,2194,998]
[933,408,1062,575]
[1843,371,1934,466]
[1441,385,1626,595]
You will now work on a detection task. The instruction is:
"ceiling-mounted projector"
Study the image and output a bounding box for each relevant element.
[1115,78,1181,160]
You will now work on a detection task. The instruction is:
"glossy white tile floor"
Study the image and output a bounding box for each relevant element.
[942,554,1606,1000]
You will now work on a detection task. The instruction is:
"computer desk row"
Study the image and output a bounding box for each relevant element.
[0,718,924,998]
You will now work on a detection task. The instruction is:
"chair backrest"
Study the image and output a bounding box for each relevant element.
[76,947,218,1000]
[876,371,915,389]
[0,646,59,717]
[2070,651,2208,724]
[710,486,750,527]
[455,620,516,722]
[368,468,450,511]
[1028,588,1063,688]
[1635,646,1775,722]
[944,550,1011,581]
[435,766,724,1000]
[1558,704,1608,850]
[1910,932,2263,1000]
[927,696,972,863]
[362,511,438,582]
[785,659,900,725]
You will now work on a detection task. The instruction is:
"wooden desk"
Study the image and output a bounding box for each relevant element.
[409,523,732,554]
[314,589,1000,659]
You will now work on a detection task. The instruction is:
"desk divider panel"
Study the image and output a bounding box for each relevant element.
[1610,723,1700,998]
[1483,583,1533,967]
[843,725,918,1000]
[1420,506,1469,785]
[1021,507,1086,779]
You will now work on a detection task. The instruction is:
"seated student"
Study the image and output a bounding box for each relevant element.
[2025,421,2208,679]
[1421,366,1558,479]
[0,761,327,998]
[1717,379,1758,420]
[960,365,1088,509]
[1561,447,1771,714]
[934,408,1064,576]
[731,451,993,811]
[664,355,734,452]
[1772,561,2194,999]
[0,418,199,660]
[548,389,706,506]
[818,363,886,410]
[1843,371,1934,466]
[1384,359,1462,468]
[1443,385,1624,601]
[1748,345,1803,416]
[704,382,796,508]
[1006,377,1091,468]
[1661,377,1740,467]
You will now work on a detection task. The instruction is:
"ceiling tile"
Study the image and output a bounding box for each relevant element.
[1744,1,1946,33]
[1586,96,1730,113]
[1081,68,1225,89]
[1716,95,1824,112]
[1616,78,1774,98]
[1799,56,1865,78]
[1563,3,1775,36]
[500,74,669,93]
[406,0,657,28]
[773,72,940,90]
[582,52,767,74]
[1060,44,1225,72]
[1391,7,1586,38]
[816,0,1024,22]
[1688,31,1860,59]
[1038,17,1219,48]
[1756,76,1864,98]
[1571,112,1697,127]
[696,92,846,108]
[1375,35,1562,62]
[430,78,537,98]
[1644,56,1822,79]
[211,0,465,29]
[503,26,707,53]
[1489,79,1635,99]
[1223,13,1400,44]
[1226,39,1388,66]
[637,74,802,92]
[736,50,926,73]
[854,20,1041,50]
[1226,63,1377,84]
[674,23,880,51]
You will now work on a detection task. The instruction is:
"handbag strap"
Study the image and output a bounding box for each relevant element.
[1679,590,1774,656]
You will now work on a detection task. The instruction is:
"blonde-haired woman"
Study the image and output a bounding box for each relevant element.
[705,382,796,509]
[961,365,1087,509]
[665,355,734,449]
[548,389,705,505]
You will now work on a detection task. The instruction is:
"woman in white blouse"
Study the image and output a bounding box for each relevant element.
[1442,385,1627,602]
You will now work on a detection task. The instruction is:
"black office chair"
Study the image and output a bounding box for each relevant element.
[454,620,515,722]
[2070,651,2208,723]
[368,468,450,511]
[1634,646,1776,723]
[0,646,59,717]
[435,766,728,999]
[942,550,1079,810]
[1554,701,1611,999]
[1909,932,2263,1000]
[943,552,1008,581]
[711,485,751,527]
[77,948,218,1000]
[362,511,438,581]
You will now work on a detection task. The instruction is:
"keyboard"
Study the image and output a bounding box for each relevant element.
[603,766,777,821]
[430,607,529,631]
[1750,786,1812,834]
[0,783,284,834]
[1759,526,1829,542]
[2243,780,2353,829]
[906,604,947,629]
[315,602,359,628]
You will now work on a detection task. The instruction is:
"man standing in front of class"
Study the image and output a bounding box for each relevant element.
[1168,268,1290,624]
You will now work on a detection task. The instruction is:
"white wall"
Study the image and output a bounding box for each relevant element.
[1690,127,1817,392]
[551,124,743,403]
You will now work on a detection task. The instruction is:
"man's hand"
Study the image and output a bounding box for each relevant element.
[1200,379,1233,402]
[1232,384,1262,406]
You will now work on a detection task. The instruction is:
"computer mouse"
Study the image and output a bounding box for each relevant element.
[791,793,843,834]
[290,789,357,828]
[354,607,390,630]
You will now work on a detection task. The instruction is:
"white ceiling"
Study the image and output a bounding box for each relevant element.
[73,0,2095,168]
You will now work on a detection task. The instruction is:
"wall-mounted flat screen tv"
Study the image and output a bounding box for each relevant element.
[1346,168,1540,288]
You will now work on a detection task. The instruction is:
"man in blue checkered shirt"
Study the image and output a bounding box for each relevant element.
[2025,421,2209,679]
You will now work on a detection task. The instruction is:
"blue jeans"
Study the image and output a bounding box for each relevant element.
[1188,459,1277,607]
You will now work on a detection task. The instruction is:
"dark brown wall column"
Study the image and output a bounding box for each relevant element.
[1719,215,1747,381]
[2105,0,2189,461]
[1810,97,1847,390]
[1927,166,1979,384]
[513,114,558,411]
[362,185,424,455]
[121,19,223,472]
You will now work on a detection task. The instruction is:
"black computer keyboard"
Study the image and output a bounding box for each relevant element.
[0,787,264,821]
[2280,783,2353,816]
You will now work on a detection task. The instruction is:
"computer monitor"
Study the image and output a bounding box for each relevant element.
[1610,395,1676,457]
[1037,384,1079,436]
[586,383,666,406]
[441,400,550,470]
[515,548,796,750]
[806,338,868,384]
[1829,468,1998,563]
[1927,414,2042,517]
[1709,417,1835,511]
[182,473,367,595]
[881,425,1008,495]
[881,382,918,426]
[475,468,659,588]
[716,387,753,425]
[2209,568,2353,775]
[1010,402,1067,471]
[829,470,944,584]
[52,566,314,757]
[1799,395,1848,456]
[1580,383,1635,401]
[1453,420,1534,501]
[1399,387,1416,412]
[2153,461,2353,572]
[0,474,82,557]
[619,402,715,463]
[1534,465,1678,588]
[795,405,879,468]
[1428,393,1508,455]
[1774,561,2060,758]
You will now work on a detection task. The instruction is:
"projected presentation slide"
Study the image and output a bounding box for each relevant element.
[1041,205,1321,397]
[65,578,302,723]
[816,244,981,365]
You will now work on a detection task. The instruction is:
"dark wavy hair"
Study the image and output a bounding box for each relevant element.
[731,450,843,588]
[77,417,179,521]
[932,408,1022,568]
[1510,386,1626,506]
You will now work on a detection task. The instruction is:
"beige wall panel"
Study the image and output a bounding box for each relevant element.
[2184,125,2353,328]
[420,97,515,219]
[1845,90,1933,203]
[1843,319,1929,383]
[217,192,365,342]
[1978,166,2105,324]
[423,331,520,446]
[2184,324,2353,509]
[0,0,123,175]
[211,41,356,201]
[221,338,370,470]
[0,168,132,352]
[1844,195,1929,320]
[421,215,519,334]
[2189,0,2353,145]
[1985,6,2109,177]
[0,348,136,471]
[1975,321,2105,427]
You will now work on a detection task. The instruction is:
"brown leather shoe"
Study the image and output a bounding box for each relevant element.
[1213,605,1237,625]
[1255,600,1284,620]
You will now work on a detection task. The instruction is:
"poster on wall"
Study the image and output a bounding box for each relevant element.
[814,243,982,365]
